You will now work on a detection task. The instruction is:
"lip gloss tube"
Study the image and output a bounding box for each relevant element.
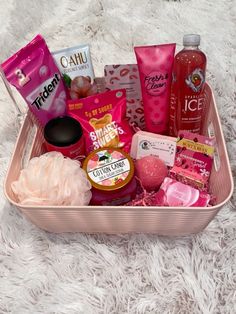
[134,43,176,134]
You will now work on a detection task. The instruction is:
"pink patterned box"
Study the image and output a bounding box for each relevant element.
[170,131,215,191]
[104,64,145,128]
[155,177,211,207]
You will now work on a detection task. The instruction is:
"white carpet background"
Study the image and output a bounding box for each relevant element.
[0,0,236,313]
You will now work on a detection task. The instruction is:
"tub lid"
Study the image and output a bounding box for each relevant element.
[83,148,134,191]
[44,115,83,147]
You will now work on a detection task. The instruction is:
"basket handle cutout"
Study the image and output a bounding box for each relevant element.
[208,121,220,171]
[21,122,38,169]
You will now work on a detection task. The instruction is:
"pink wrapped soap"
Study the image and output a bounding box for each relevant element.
[155,177,211,207]
[135,156,168,191]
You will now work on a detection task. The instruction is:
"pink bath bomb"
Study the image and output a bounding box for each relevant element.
[135,156,168,191]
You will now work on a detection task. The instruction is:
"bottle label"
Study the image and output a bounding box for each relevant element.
[185,68,205,92]
[184,96,204,112]
[181,94,204,133]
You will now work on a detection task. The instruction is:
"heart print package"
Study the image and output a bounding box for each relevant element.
[1,34,67,125]
[67,89,133,153]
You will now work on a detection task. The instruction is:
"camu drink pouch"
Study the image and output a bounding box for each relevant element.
[1,34,67,125]
[53,44,97,99]
[67,89,133,153]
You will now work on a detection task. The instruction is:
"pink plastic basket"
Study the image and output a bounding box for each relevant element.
[4,83,234,235]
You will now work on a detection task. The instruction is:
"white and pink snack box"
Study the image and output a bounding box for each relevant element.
[130,130,177,167]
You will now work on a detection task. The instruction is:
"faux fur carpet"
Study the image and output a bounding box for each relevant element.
[0,0,236,313]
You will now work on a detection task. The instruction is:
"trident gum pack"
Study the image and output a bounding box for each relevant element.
[1,34,67,125]
[67,89,133,153]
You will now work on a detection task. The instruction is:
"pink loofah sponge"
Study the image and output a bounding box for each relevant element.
[11,152,92,206]
[135,155,168,191]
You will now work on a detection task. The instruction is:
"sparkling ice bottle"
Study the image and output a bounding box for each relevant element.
[169,34,207,136]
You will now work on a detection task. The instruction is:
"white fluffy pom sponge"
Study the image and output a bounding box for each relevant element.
[11,152,92,206]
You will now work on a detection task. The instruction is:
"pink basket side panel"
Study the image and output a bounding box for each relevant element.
[19,207,219,235]
[203,84,234,205]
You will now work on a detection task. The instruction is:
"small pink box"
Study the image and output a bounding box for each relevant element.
[155,177,211,207]
[170,131,214,191]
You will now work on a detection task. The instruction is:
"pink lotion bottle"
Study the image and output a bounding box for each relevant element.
[134,44,176,134]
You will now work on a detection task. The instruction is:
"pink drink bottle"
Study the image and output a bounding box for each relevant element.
[169,34,207,136]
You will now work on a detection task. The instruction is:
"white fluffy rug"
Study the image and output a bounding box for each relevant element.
[0,0,236,313]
